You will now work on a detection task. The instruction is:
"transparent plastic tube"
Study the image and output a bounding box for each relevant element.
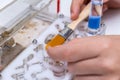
[91,0,103,17]
[84,0,106,36]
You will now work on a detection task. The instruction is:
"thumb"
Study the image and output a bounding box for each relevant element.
[47,45,68,61]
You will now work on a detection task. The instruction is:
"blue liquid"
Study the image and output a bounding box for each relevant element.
[88,16,101,29]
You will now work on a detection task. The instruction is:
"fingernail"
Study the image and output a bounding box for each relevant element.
[71,13,78,20]
[71,13,75,20]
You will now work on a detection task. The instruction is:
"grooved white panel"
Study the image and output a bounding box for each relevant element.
[0,0,15,10]
[0,1,30,28]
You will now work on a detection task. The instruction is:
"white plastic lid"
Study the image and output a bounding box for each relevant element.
[0,0,55,31]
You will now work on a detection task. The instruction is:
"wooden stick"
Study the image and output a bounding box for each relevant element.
[95,5,102,16]
[68,3,91,30]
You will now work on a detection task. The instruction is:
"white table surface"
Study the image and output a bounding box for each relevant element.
[0,0,15,10]
[103,9,120,35]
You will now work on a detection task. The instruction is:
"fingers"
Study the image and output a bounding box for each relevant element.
[103,0,109,3]
[103,0,109,12]
[47,36,109,62]
[103,4,108,12]
[68,58,109,75]
[73,75,119,80]
[71,0,109,20]
[71,0,84,20]
[107,0,120,8]
[73,76,102,80]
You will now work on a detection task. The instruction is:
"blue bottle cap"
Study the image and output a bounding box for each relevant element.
[88,16,101,29]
